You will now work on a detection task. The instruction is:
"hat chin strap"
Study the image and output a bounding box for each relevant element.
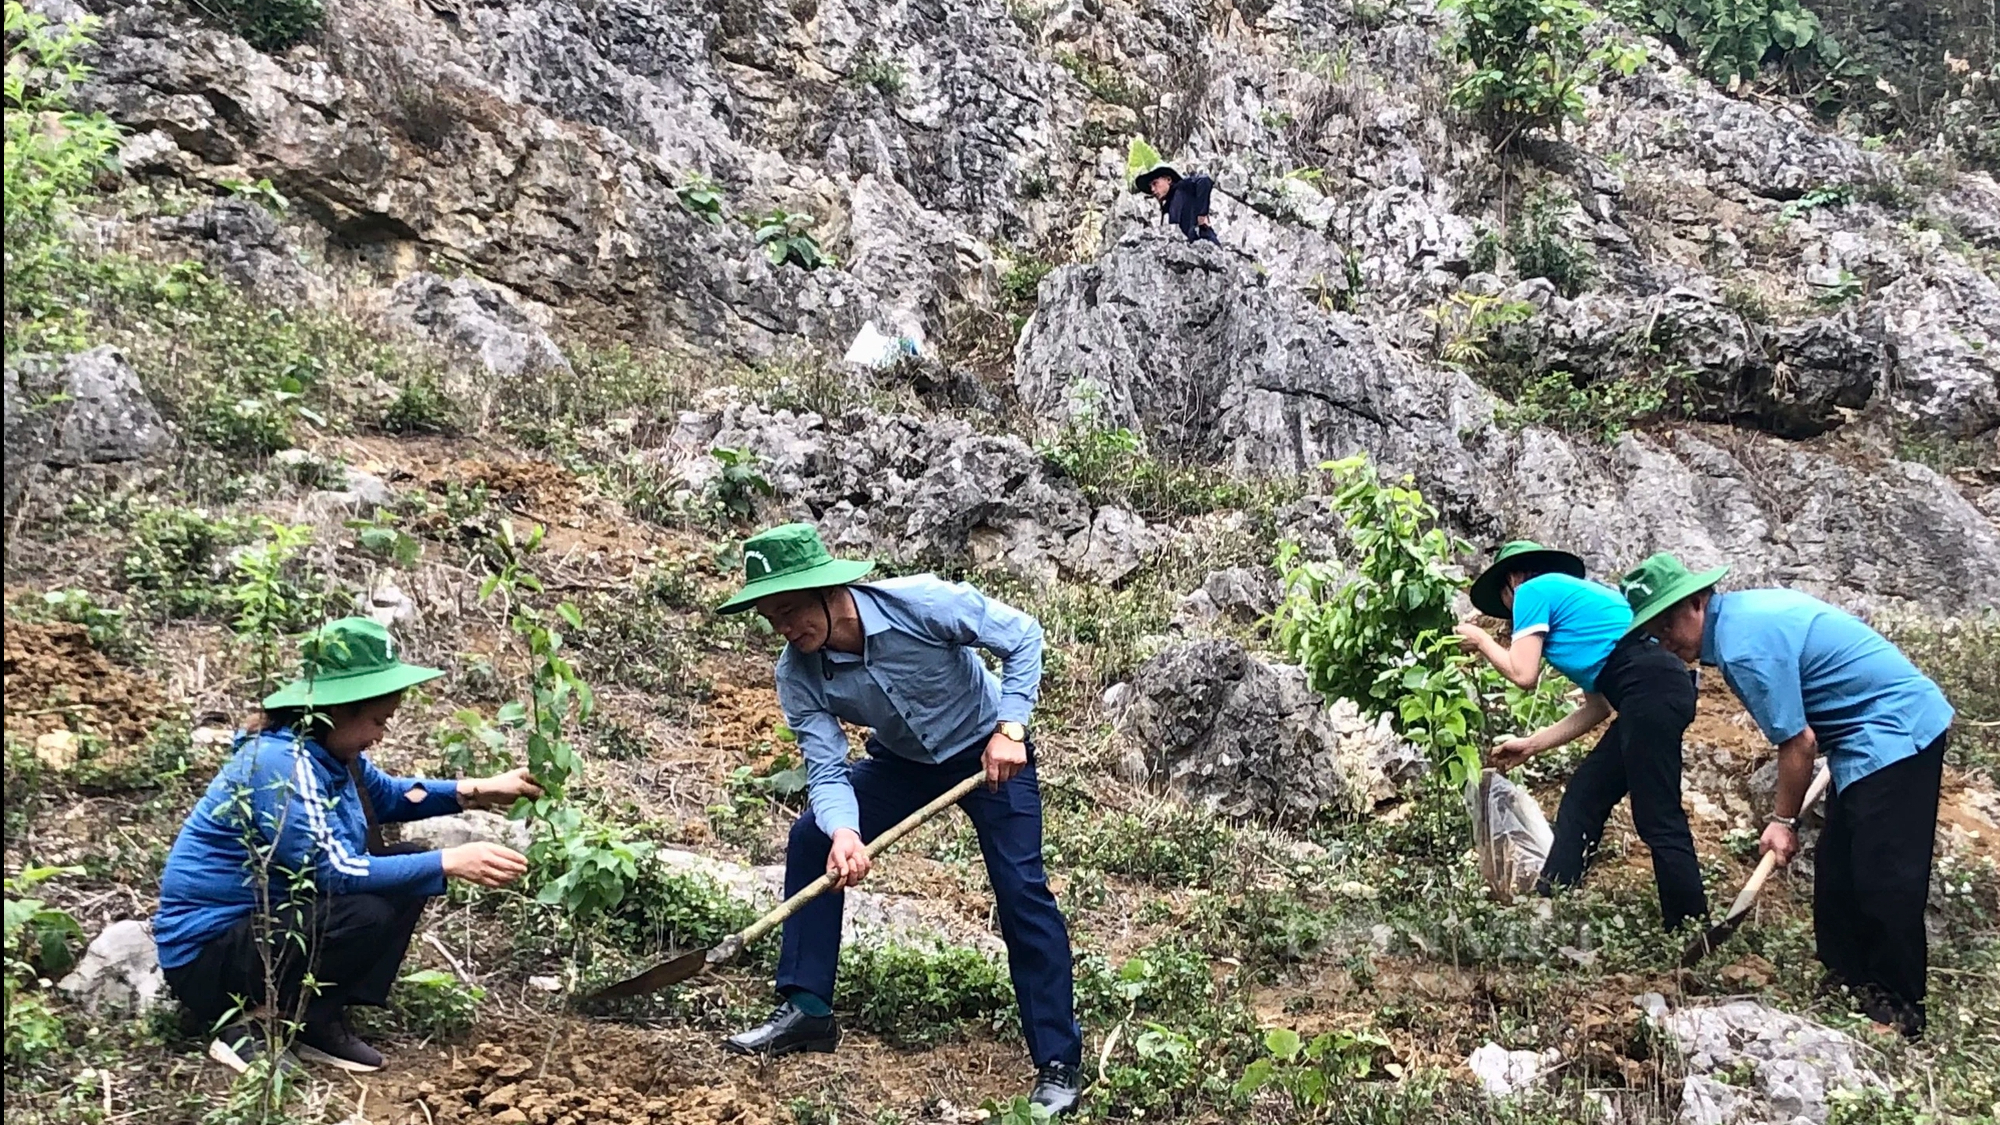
[818,589,834,681]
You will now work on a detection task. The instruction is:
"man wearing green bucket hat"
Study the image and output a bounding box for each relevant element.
[153,618,543,1075]
[1624,553,1955,1039]
[1458,540,1709,931]
[716,523,1084,1115]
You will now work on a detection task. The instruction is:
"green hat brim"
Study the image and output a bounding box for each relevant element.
[1469,548,1587,619]
[261,662,445,710]
[717,557,877,615]
[1627,565,1730,634]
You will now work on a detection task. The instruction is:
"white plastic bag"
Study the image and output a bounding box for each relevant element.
[1466,768,1554,903]
[842,320,917,369]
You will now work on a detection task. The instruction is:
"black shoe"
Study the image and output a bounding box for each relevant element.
[1030,1061,1084,1117]
[206,1022,305,1078]
[295,1014,385,1072]
[722,1002,840,1057]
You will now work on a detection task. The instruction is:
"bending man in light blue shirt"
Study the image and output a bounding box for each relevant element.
[1625,553,1954,1040]
[713,523,1083,1116]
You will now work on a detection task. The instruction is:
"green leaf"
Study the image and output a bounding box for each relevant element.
[1265,1026,1304,1061]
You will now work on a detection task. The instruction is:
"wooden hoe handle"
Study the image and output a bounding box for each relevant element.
[735,772,987,947]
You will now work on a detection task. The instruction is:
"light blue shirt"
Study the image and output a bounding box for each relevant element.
[1701,589,1954,792]
[1510,573,1632,692]
[774,576,1044,836]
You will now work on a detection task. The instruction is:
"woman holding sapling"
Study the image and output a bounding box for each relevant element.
[1455,541,1708,931]
[153,617,541,1075]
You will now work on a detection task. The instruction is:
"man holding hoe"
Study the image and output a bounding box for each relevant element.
[715,523,1085,1115]
[1456,541,1708,931]
[1623,553,1954,1038]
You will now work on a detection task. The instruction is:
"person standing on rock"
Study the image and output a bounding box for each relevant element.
[716,522,1084,1116]
[1624,553,1954,1039]
[153,618,543,1075]
[1130,138,1218,244]
[1457,541,1709,931]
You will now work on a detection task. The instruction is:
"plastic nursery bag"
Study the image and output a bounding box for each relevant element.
[1466,768,1554,903]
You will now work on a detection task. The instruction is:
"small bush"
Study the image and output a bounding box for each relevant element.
[837,942,1014,1045]
[380,368,463,434]
[120,507,257,619]
[16,588,144,661]
[1441,0,1597,145]
[1044,799,1235,883]
[676,174,727,225]
[753,210,833,270]
[1001,255,1055,304]
[1492,364,1695,442]
[393,969,483,1040]
[188,0,324,53]
[1507,188,1595,297]
[849,49,908,98]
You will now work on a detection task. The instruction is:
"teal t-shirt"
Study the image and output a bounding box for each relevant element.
[1509,573,1632,692]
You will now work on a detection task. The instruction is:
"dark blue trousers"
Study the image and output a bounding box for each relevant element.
[774,742,1083,1068]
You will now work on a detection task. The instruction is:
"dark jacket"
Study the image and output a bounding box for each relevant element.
[1161,174,1219,243]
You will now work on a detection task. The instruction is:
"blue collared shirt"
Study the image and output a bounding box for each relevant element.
[774,576,1044,836]
[1701,589,1954,792]
[1509,573,1632,692]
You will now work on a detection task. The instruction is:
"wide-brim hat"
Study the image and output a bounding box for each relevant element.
[1469,540,1587,619]
[1132,163,1182,194]
[1621,552,1730,634]
[717,522,876,614]
[262,617,444,709]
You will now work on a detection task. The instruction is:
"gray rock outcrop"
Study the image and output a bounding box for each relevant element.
[383,273,571,379]
[5,348,172,514]
[1109,639,1424,823]
[162,198,319,302]
[1017,232,2000,613]
[57,919,167,1017]
[660,398,1160,586]
[398,811,532,852]
[1640,994,1883,1125]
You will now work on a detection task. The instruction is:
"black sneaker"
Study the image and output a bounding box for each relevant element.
[295,1014,385,1072]
[722,1002,840,1057]
[1030,1061,1085,1117]
[207,1022,305,1077]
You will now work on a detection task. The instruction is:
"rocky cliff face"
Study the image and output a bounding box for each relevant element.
[42,0,2000,611]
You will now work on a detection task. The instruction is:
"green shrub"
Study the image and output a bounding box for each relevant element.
[1491,364,1695,442]
[837,942,1013,1045]
[2,2,122,351]
[1001,255,1055,304]
[849,49,909,97]
[120,507,258,619]
[1440,0,1598,145]
[676,174,726,225]
[1044,799,1234,883]
[188,0,324,52]
[1507,188,1595,297]
[753,210,833,270]
[393,969,484,1040]
[16,588,144,661]
[379,368,463,435]
[4,866,83,1067]
[1608,0,1845,87]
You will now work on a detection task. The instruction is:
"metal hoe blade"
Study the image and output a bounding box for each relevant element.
[586,948,708,1001]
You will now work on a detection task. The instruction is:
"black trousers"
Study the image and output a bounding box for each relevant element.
[1816,731,1947,1038]
[1537,634,1709,930]
[164,891,428,1033]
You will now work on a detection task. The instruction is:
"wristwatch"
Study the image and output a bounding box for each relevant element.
[996,721,1027,743]
[1768,813,1800,829]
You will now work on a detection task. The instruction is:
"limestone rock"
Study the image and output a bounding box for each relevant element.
[57,919,167,1017]
[163,198,318,302]
[27,348,172,468]
[384,273,570,379]
[397,811,532,853]
[1173,566,1278,631]
[1641,995,1883,1124]
[659,399,1159,587]
[1109,639,1422,823]
[1016,234,2000,614]
[1466,1041,1559,1096]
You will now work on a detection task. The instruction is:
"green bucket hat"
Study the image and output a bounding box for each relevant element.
[261,617,444,709]
[1619,552,1730,634]
[717,523,876,615]
[1468,540,1587,619]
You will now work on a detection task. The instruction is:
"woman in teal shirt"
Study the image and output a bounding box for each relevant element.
[1458,541,1708,930]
